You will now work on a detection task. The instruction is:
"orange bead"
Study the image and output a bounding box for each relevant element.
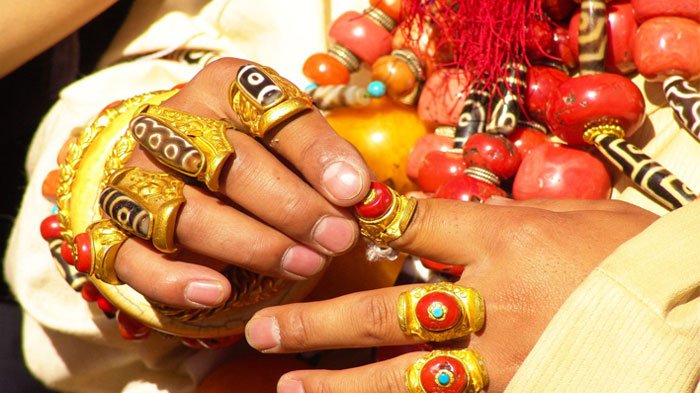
[42,169,61,198]
[370,0,403,22]
[371,55,417,99]
[57,136,76,165]
[303,53,350,85]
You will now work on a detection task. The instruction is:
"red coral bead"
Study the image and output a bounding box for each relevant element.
[74,232,92,274]
[420,258,465,278]
[633,17,700,82]
[631,0,700,23]
[419,355,468,393]
[416,151,466,193]
[369,0,403,22]
[462,133,522,180]
[303,53,350,85]
[417,68,471,127]
[329,11,393,64]
[434,175,507,202]
[81,281,99,302]
[508,126,549,157]
[569,2,638,74]
[525,19,556,61]
[415,291,462,332]
[545,73,645,146]
[60,241,75,265]
[40,215,62,240]
[117,311,150,340]
[525,66,570,125]
[552,24,577,69]
[513,143,611,200]
[96,295,118,315]
[543,0,576,21]
[355,182,393,219]
[406,134,453,181]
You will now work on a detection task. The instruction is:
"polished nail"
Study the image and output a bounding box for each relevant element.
[281,245,325,277]
[322,161,363,201]
[313,216,356,253]
[245,316,281,351]
[278,377,305,393]
[184,280,225,308]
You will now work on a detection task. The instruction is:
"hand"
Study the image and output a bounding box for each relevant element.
[109,58,372,308]
[244,197,658,392]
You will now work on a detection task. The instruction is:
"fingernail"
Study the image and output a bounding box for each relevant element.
[313,216,355,253]
[281,245,325,277]
[184,280,225,308]
[245,316,280,352]
[278,377,305,393]
[485,195,513,205]
[322,161,363,201]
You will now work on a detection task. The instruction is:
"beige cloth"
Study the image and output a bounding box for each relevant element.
[4,0,699,392]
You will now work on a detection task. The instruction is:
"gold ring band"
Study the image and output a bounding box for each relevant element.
[87,219,129,285]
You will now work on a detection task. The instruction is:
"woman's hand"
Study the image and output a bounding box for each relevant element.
[109,58,372,308]
[244,197,658,392]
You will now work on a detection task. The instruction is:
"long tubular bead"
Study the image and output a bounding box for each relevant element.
[663,76,700,141]
[48,238,87,291]
[454,82,490,150]
[592,133,696,210]
[578,0,608,75]
[308,85,371,110]
[486,62,527,135]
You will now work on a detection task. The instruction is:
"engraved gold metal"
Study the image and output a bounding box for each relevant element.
[229,65,313,138]
[398,282,485,342]
[405,349,489,393]
[134,105,234,192]
[583,123,625,144]
[87,219,128,285]
[103,167,185,253]
[356,187,417,246]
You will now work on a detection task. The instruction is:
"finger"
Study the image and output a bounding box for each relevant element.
[486,195,651,214]
[245,286,422,353]
[114,238,231,308]
[277,352,422,393]
[164,57,372,206]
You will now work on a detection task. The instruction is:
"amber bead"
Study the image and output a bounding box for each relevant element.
[41,169,61,198]
[634,17,700,81]
[545,73,645,146]
[303,53,350,85]
[370,0,403,22]
[371,55,417,100]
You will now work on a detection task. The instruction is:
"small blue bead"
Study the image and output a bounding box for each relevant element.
[438,373,451,385]
[367,81,386,98]
[51,205,59,215]
[304,83,319,92]
[432,307,444,318]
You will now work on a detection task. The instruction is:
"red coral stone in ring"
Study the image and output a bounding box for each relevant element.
[420,355,468,393]
[416,291,462,332]
[74,232,92,274]
[354,182,393,219]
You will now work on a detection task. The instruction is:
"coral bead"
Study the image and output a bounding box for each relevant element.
[569,2,638,74]
[434,175,507,202]
[543,0,576,21]
[508,126,549,157]
[525,19,556,61]
[303,53,350,85]
[417,151,466,193]
[40,215,62,240]
[370,0,403,22]
[74,232,92,274]
[415,291,463,331]
[96,295,118,315]
[419,258,465,277]
[513,143,611,200]
[417,68,471,127]
[463,133,522,180]
[81,281,99,302]
[117,311,150,340]
[42,169,61,198]
[60,241,75,265]
[355,182,393,219]
[329,11,393,64]
[525,66,570,125]
[546,73,645,146]
[393,19,450,76]
[371,55,417,99]
[552,24,577,69]
[633,17,700,81]
[631,0,700,23]
[419,355,469,393]
[406,133,453,181]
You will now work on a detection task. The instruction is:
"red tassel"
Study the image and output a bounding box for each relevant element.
[402,0,543,85]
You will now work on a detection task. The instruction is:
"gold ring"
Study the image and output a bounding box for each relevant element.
[229,64,313,138]
[405,349,488,393]
[86,219,128,285]
[398,282,484,342]
[100,167,185,253]
[130,105,234,192]
[354,182,417,246]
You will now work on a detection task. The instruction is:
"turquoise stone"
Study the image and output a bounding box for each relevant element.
[438,372,451,386]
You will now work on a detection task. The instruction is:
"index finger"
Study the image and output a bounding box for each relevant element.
[164,57,371,206]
